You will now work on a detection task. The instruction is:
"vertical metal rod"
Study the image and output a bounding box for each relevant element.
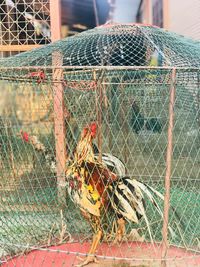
[103,82,111,151]
[5,4,10,57]
[107,86,113,151]
[50,0,62,41]
[93,0,99,27]
[50,1,65,205]
[163,0,170,30]
[97,85,103,162]
[197,71,200,146]
[52,51,66,206]
[161,68,176,267]
[94,70,103,162]
[144,0,152,24]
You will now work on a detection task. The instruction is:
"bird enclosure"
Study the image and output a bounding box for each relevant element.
[0,0,51,58]
[0,24,200,267]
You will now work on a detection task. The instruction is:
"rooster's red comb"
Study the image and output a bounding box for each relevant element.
[21,131,29,142]
[89,122,97,137]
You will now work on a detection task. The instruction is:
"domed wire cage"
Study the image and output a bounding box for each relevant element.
[0,24,200,267]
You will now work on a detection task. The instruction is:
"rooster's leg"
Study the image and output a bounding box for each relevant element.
[76,230,102,267]
[113,217,126,243]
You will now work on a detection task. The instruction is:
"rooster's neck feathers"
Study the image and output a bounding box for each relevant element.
[74,133,95,162]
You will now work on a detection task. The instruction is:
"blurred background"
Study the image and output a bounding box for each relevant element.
[0,0,200,58]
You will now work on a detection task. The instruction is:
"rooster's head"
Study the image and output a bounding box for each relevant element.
[20,130,29,142]
[82,122,97,139]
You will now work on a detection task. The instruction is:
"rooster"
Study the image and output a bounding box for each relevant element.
[64,122,122,266]
[66,122,181,267]
[21,124,179,267]
[64,122,178,266]
[130,101,163,134]
[20,131,57,172]
[20,125,120,266]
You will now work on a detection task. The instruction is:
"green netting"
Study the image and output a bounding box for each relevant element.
[0,23,200,68]
[0,24,200,266]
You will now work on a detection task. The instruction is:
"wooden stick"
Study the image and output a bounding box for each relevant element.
[50,0,61,41]
[52,51,66,206]
[97,83,103,162]
[0,45,43,52]
[161,68,176,267]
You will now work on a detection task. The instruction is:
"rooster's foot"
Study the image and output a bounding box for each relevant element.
[113,218,126,244]
[75,255,99,266]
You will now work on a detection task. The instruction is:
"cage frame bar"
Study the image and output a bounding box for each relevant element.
[49,0,61,41]
[0,45,43,52]
[0,0,52,53]
[52,51,66,206]
[1,66,200,71]
[161,68,176,266]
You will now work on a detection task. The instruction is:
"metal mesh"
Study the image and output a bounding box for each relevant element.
[0,0,50,57]
[0,24,200,266]
[0,67,199,266]
[1,24,200,67]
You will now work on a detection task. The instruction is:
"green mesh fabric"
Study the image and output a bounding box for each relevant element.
[0,23,200,68]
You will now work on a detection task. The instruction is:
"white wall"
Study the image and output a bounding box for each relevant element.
[169,0,200,40]
[112,0,140,23]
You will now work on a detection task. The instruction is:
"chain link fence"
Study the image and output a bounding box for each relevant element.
[0,0,51,58]
[0,66,199,266]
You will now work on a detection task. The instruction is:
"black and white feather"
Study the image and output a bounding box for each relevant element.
[107,176,176,242]
[92,143,126,177]
[95,153,126,177]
